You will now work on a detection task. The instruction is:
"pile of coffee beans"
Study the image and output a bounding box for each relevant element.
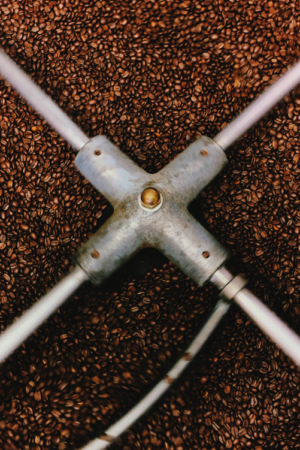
[1,0,300,449]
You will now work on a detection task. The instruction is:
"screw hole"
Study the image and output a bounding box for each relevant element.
[91,250,100,259]
[202,251,210,258]
[94,150,101,156]
[200,150,208,157]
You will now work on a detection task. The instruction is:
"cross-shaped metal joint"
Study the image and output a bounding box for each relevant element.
[74,135,229,286]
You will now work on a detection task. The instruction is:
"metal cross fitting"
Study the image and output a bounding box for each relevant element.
[73,134,228,286]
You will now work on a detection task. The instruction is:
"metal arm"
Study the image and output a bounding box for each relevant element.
[155,207,229,286]
[0,49,89,151]
[155,136,227,204]
[0,209,144,363]
[0,266,88,364]
[212,267,300,366]
[74,209,144,285]
[75,136,150,207]
[80,298,230,450]
[214,60,300,150]
[236,289,300,366]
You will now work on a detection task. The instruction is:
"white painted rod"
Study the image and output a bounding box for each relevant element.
[0,266,88,363]
[235,288,300,366]
[0,49,89,151]
[212,267,300,367]
[214,60,300,150]
[80,299,230,450]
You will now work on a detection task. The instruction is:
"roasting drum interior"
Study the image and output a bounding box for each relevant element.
[0,1,300,449]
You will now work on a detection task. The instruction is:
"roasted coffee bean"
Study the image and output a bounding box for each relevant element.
[1,1,300,450]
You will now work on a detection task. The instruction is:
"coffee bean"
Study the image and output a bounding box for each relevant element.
[224,385,231,394]
[1,1,300,450]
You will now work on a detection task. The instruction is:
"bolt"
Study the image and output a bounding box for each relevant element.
[140,187,161,209]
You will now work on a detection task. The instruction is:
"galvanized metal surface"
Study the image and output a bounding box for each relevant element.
[220,273,248,300]
[74,135,229,286]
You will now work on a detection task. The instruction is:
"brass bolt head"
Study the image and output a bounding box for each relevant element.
[140,187,161,209]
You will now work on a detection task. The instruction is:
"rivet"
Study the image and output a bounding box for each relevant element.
[91,250,100,259]
[140,187,161,209]
[202,251,210,258]
[200,150,208,157]
[94,150,101,156]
